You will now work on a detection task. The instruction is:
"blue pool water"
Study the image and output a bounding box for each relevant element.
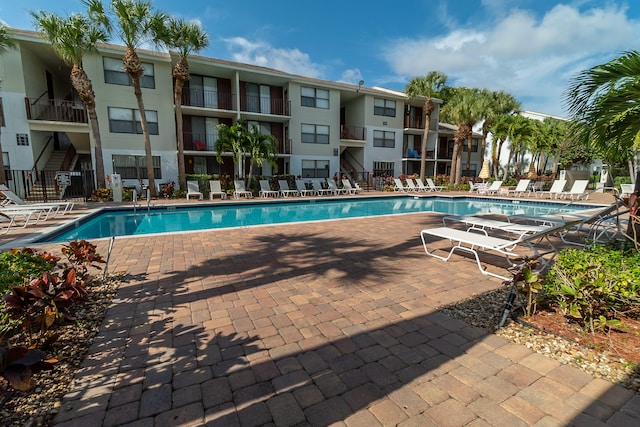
[40,196,595,242]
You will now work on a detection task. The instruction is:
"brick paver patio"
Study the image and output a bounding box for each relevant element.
[2,192,638,426]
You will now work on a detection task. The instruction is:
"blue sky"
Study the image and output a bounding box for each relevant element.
[2,0,640,117]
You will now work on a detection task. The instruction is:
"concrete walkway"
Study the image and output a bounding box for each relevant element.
[2,192,637,426]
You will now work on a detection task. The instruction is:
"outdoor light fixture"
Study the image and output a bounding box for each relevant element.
[357,80,364,92]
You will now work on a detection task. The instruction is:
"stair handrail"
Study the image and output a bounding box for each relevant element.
[60,144,76,172]
[31,90,49,105]
[24,136,54,197]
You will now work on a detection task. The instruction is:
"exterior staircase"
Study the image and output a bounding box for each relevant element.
[25,148,79,201]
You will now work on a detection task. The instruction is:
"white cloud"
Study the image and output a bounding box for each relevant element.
[223,37,325,78]
[382,3,640,116]
[338,68,363,85]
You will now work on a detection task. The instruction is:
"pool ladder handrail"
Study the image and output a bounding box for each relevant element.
[132,188,151,213]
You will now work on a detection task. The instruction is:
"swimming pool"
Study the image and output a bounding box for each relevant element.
[40,196,596,242]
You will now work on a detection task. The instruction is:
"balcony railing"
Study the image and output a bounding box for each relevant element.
[183,132,288,154]
[181,88,234,110]
[183,132,219,151]
[340,125,365,141]
[25,97,88,123]
[240,95,290,116]
[404,148,435,159]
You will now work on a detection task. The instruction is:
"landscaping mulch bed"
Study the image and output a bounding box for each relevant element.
[0,275,120,427]
[441,286,640,394]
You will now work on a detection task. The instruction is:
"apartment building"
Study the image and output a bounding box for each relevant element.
[0,28,482,196]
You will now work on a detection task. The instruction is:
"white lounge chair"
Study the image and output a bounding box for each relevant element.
[393,178,407,192]
[209,180,227,200]
[0,212,15,234]
[414,179,429,192]
[295,179,315,197]
[426,178,446,192]
[405,179,419,192]
[0,206,48,227]
[326,179,347,195]
[443,215,550,238]
[233,180,253,199]
[341,179,357,195]
[558,180,590,200]
[536,180,566,199]
[186,180,203,200]
[0,184,74,215]
[278,180,298,197]
[469,181,489,193]
[479,180,503,195]
[259,180,279,198]
[312,179,332,196]
[420,219,580,280]
[503,179,531,197]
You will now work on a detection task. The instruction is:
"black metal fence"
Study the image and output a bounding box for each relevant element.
[3,169,95,202]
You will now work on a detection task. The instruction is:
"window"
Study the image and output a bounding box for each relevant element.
[301,124,329,144]
[462,139,479,152]
[108,107,159,135]
[301,160,329,178]
[301,87,329,109]
[0,98,4,127]
[103,57,155,89]
[16,134,29,146]
[374,98,396,117]
[373,130,395,148]
[112,155,162,179]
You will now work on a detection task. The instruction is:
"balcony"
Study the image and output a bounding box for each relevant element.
[404,148,435,160]
[183,132,218,151]
[340,125,365,141]
[404,116,424,129]
[25,97,87,123]
[240,95,290,116]
[181,88,234,110]
[183,132,289,155]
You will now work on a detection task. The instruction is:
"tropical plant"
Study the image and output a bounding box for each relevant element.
[215,120,249,179]
[542,244,640,333]
[0,345,52,391]
[479,90,520,176]
[30,9,109,189]
[215,120,279,190]
[245,124,278,187]
[154,17,209,191]
[86,0,167,197]
[564,50,640,174]
[0,25,16,185]
[405,71,448,181]
[440,87,484,184]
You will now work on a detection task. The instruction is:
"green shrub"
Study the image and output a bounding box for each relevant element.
[0,249,58,295]
[542,244,640,332]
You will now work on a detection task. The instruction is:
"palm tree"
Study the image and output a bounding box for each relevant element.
[215,120,249,179]
[479,90,520,170]
[405,71,448,181]
[86,0,166,197]
[30,10,109,189]
[245,123,278,187]
[155,17,209,190]
[441,87,483,184]
[0,25,16,185]
[564,50,640,162]
[504,114,535,177]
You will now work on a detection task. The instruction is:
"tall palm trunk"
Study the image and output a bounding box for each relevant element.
[71,64,105,188]
[173,57,189,190]
[174,79,186,189]
[124,48,156,197]
[466,135,472,177]
[420,99,433,180]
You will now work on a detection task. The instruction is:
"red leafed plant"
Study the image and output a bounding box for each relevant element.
[2,240,104,346]
[0,346,53,391]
